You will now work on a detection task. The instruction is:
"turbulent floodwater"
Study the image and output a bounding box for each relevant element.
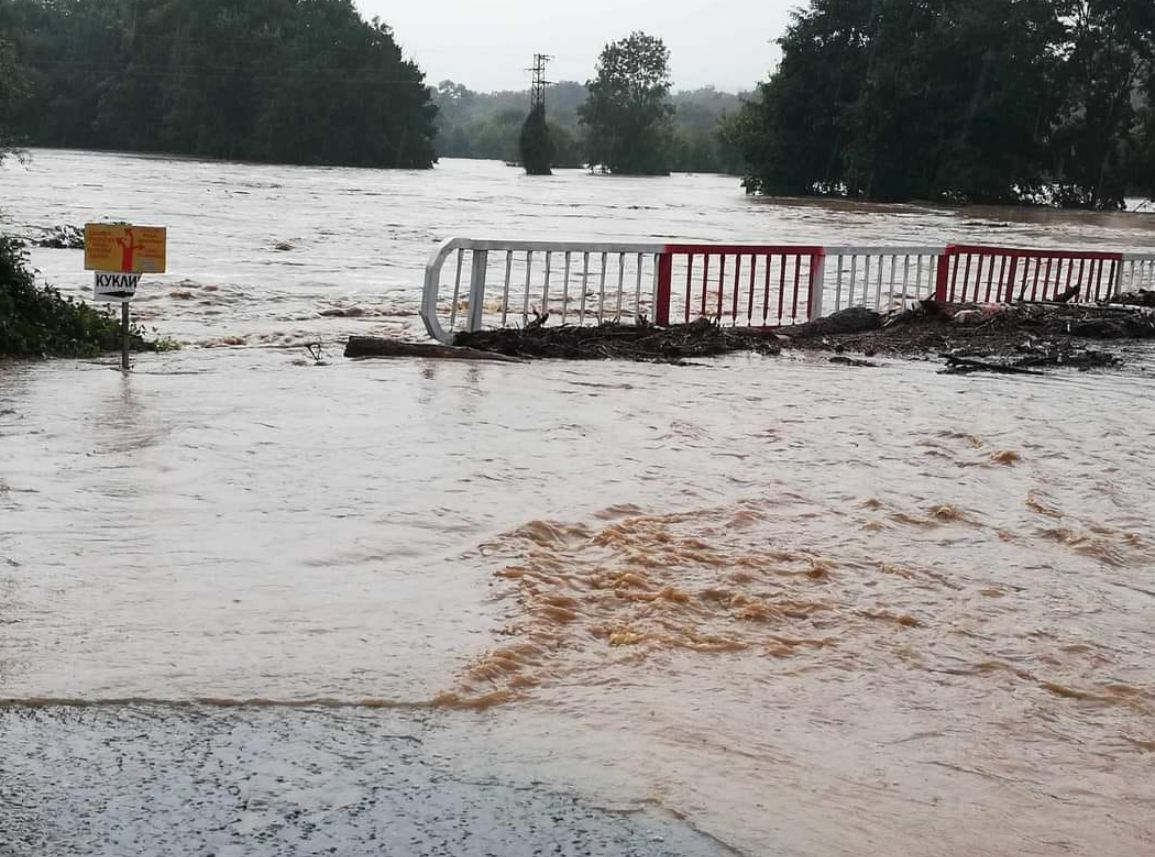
[2,150,1155,856]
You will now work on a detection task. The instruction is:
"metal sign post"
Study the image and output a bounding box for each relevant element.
[84,224,167,371]
[122,302,130,371]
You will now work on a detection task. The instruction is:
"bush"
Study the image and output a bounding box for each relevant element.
[0,236,155,357]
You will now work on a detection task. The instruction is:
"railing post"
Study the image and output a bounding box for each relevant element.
[421,238,459,344]
[655,250,673,326]
[807,251,826,319]
[1004,256,1018,303]
[934,248,953,301]
[466,250,488,332]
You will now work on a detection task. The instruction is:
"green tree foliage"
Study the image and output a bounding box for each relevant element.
[667,88,746,174]
[730,0,874,196]
[732,0,1155,208]
[0,0,438,168]
[579,32,674,175]
[1132,65,1155,198]
[519,103,554,175]
[1049,0,1155,208]
[547,122,585,169]
[0,35,26,159]
[0,236,158,357]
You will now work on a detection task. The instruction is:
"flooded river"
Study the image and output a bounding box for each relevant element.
[2,151,1155,855]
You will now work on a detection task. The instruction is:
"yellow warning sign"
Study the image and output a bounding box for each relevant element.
[84,224,167,274]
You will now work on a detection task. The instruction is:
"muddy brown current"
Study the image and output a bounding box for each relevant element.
[2,151,1155,855]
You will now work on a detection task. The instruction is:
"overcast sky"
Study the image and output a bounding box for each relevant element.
[355,0,793,93]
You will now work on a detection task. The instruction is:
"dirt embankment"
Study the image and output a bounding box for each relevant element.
[451,298,1155,373]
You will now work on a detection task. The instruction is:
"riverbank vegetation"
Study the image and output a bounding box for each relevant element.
[728,0,1155,209]
[0,0,437,168]
[2,0,1153,203]
[0,236,158,358]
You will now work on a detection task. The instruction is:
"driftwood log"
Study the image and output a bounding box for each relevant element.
[345,336,523,362]
[940,354,1045,376]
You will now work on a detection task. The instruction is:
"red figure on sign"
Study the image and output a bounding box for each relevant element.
[116,229,145,272]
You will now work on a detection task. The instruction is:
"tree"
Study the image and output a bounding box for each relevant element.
[0,0,438,169]
[728,0,1155,208]
[0,36,25,161]
[579,32,674,175]
[839,0,1059,202]
[1132,64,1155,199]
[729,0,874,196]
[1048,0,1155,208]
[548,122,584,168]
[667,88,746,174]
[731,0,1065,204]
[519,104,554,175]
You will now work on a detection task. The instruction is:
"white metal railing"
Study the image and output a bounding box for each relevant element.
[824,246,942,313]
[1123,255,1155,294]
[420,238,663,344]
[420,239,1155,344]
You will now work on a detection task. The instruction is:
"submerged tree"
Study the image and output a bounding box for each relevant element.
[729,0,1153,208]
[519,104,554,175]
[731,0,1059,203]
[579,32,674,175]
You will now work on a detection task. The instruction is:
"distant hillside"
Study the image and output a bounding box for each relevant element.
[432,80,749,174]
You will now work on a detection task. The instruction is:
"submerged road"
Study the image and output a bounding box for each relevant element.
[0,703,733,857]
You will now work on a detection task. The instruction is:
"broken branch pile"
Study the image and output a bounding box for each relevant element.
[347,297,1155,372]
[455,317,782,362]
[779,298,1155,371]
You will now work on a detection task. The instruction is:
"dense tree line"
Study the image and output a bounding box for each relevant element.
[728,0,1155,208]
[0,0,437,168]
[433,80,745,174]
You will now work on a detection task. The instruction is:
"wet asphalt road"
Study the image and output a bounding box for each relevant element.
[0,705,734,857]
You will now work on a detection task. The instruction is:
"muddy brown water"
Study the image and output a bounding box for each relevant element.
[2,151,1155,855]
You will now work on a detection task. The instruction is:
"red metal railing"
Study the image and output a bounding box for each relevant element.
[422,239,1152,343]
[655,244,826,328]
[934,244,1124,304]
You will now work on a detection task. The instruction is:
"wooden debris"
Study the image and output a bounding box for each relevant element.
[455,318,782,362]
[940,355,1045,376]
[345,336,523,362]
[32,225,85,249]
[1115,290,1155,308]
[775,306,881,338]
[350,300,1154,373]
[829,355,878,368]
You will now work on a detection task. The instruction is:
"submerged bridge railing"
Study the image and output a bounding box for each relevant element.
[420,237,1155,345]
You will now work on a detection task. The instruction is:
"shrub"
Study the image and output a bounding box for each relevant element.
[0,235,155,357]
